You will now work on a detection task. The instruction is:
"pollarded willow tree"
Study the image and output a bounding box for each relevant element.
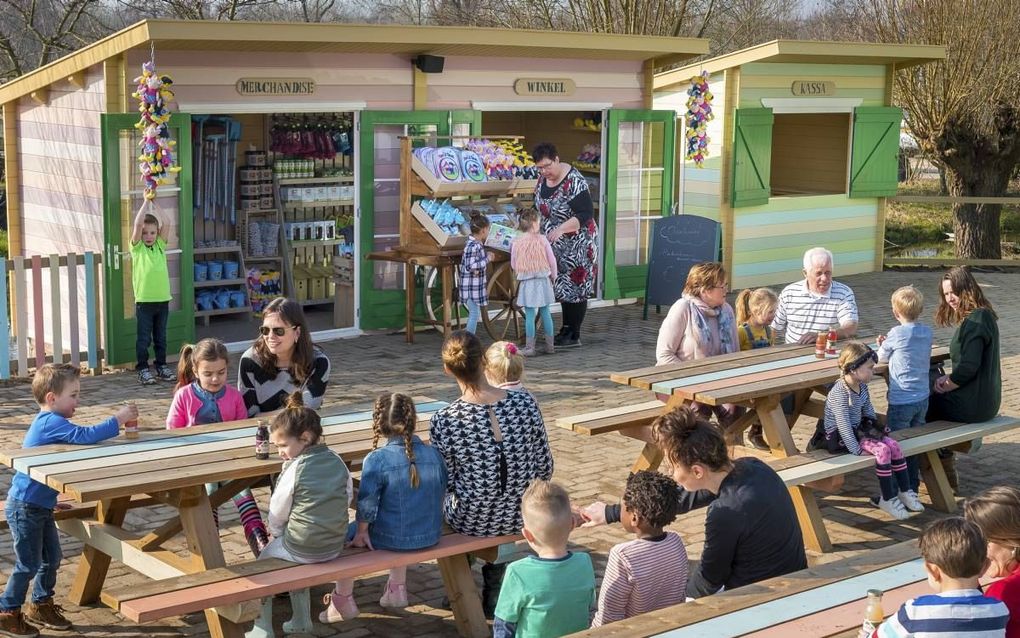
[859,0,1020,258]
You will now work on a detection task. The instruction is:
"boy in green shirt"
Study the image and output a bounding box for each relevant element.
[130,207,173,385]
[494,480,595,638]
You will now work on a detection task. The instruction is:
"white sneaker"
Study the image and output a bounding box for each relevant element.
[379,583,408,608]
[878,496,911,520]
[899,490,925,512]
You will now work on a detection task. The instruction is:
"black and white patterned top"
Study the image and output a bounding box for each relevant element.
[535,166,598,303]
[237,346,331,416]
[429,390,553,537]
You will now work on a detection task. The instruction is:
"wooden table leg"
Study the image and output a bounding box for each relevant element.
[755,397,799,458]
[789,485,833,553]
[921,450,956,513]
[405,261,417,343]
[631,443,665,473]
[178,486,244,638]
[68,496,130,605]
[786,388,814,427]
[441,263,454,340]
[437,553,488,638]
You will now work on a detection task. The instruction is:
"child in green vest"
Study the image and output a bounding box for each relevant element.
[130,206,174,385]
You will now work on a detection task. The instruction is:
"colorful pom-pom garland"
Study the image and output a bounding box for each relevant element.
[685,71,714,168]
[132,57,181,202]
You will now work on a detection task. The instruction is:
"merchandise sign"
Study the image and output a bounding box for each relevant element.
[236,78,316,96]
[790,81,836,96]
[513,78,576,96]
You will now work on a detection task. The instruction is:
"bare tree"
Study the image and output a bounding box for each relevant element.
[849,0,1020,259]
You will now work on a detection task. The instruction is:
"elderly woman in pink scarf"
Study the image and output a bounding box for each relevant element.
[655,262,741,428]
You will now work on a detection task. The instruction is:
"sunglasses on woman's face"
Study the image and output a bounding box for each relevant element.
[259,326,295,337]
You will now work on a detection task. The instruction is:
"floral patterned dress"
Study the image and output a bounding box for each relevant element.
[535,167,599,303]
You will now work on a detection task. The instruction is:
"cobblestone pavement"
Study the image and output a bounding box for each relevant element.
[1,269,1018,637]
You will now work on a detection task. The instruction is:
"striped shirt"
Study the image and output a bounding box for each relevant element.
[591,532,689,627]
[823,379,876,456]
[772,280,858,344]
[876,589,1008,638]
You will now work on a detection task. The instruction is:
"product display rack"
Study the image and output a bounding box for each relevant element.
[192,245,253,324]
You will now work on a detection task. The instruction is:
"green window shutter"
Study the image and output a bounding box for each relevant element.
[850,106,903,198]
[730,108,774,208]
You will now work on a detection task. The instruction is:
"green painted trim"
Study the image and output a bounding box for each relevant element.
[100,113,194,365]
[741,63,887,77]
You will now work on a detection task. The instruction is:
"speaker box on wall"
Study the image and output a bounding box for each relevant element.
[415,54,445,74]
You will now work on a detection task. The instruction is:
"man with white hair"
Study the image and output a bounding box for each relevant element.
[771,247,859,344]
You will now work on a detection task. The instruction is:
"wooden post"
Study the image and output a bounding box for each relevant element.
[789,486,833,554]
[405,259,416,343]
[69,497,131,604]
[49,254,63,364]
[921,450,956,513]
[755,396,799,457]
[437,554,489,638]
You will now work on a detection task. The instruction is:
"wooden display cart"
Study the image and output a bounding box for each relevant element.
[367,135,536,343]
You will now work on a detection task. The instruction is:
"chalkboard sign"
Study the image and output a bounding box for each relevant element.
[643,215,721,317]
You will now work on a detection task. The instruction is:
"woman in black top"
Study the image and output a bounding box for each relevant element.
[237,297,331,416]
[581,406,806,598]
[532,142,598,348]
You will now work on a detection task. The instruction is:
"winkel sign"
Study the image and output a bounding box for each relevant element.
[513,78,577,96]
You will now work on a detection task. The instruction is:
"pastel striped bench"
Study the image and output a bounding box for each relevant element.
[568,539,924,637]
[107,530,522,638]
[771,415,1020,553]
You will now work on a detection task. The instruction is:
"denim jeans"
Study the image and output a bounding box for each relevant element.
[0,499,62,610]
[886,398,928,493]
[464,300,482,335]
[135,301,169,370]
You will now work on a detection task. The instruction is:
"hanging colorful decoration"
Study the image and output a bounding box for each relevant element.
[685,71,714,168]
[132,55,181,201]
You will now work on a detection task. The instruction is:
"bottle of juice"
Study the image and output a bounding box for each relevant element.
[123,402,139,439]
[815,331,827,358]
[255,421,270,460]
[861,589,884,637]
[826,325,838,355]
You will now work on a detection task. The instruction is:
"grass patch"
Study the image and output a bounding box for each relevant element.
[0,229,6,258]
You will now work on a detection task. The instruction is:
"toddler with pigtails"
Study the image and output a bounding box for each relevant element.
[820,342,924,522]
[166,338,269,558]
[320,393,447,623]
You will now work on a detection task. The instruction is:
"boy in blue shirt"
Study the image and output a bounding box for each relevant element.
[494,480,595,638]
[0,364,136,637]
[877,285,933,508]
[873,517,1008,638]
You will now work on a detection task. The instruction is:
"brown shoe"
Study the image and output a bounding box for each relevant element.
[0,610,39,638]
[748,425,769,451]
[24,598,71,631]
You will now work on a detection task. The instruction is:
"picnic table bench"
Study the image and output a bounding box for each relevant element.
[568,539,925,637]
[0,398,504,638]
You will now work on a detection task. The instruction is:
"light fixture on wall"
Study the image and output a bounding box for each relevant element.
[414,54,445,74]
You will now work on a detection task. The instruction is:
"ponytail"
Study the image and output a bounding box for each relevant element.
[734,289,753,325]
[175,343,196,391]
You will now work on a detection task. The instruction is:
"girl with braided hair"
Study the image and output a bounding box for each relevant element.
[320,393,448,623]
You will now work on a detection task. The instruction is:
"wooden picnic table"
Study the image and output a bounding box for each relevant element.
[607,343,950,468]
[0,398,447,638]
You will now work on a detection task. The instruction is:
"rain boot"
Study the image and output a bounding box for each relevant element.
[481,562,507,620]
[245,598,275,638]
[543,335,555,355]
[520,336,536,357]
[282,588,313,634]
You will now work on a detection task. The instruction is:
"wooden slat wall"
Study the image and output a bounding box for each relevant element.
[0,253,104,379]
[738,62,887,108]
[770,113,850,195]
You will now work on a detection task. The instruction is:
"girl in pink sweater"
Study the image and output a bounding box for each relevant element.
[166,338,268,557]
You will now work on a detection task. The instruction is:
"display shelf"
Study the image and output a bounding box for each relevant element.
[195,306,253,318]
[245,255,282,262]
[194,278,246,288]
[278,176,354,185]
[243,209,280,215]
[290,239,344,248]
[283,199,354,210]
[194,245,242,255]
[571,126,602,133]
[576,166,601,175]
[299,298,334,307]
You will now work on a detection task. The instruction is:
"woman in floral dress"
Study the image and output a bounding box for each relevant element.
[532,142,599,348]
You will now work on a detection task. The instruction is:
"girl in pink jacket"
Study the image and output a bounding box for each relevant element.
[166,338,268,557]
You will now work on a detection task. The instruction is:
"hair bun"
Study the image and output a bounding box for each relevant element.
[285,391,305,410]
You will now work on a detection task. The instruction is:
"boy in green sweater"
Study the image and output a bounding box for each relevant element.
[130,206,174,385]
[494,480,595,638]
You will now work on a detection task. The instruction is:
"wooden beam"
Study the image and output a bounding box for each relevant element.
[719,67,740,280]
[67,71,86,89]
[2,102,22,258]
[104,54,128,114]
[29,87,48,105]
[642,59,654,110]
[413,65,427,110]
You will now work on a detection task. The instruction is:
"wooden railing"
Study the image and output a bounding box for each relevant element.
[1,252,104,379]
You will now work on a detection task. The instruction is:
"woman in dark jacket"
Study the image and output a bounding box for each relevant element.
[928,266,1000,490]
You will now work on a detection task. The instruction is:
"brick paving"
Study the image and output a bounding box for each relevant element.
[1,269,1018,637]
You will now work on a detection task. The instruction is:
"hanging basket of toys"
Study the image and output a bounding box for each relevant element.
[685,71,714,168]
[132,51,181,203]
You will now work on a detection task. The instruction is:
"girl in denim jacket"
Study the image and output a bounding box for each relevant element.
[320,393,448,623]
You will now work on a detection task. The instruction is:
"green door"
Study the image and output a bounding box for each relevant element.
[101,113,194,366]
[357,111,452,330]
[730,108,774,208]
[602,109,676,300]
[849,106,903,198]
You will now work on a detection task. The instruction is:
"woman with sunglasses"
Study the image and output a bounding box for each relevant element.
[238,297,331,416]
[532,142,598,349]
[965,486,1020,638]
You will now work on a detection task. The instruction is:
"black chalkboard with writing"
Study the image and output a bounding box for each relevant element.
[643,215,721,317]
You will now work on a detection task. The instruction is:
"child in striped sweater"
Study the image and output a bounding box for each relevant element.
[592,471,689,627]
[822,342,923,522]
